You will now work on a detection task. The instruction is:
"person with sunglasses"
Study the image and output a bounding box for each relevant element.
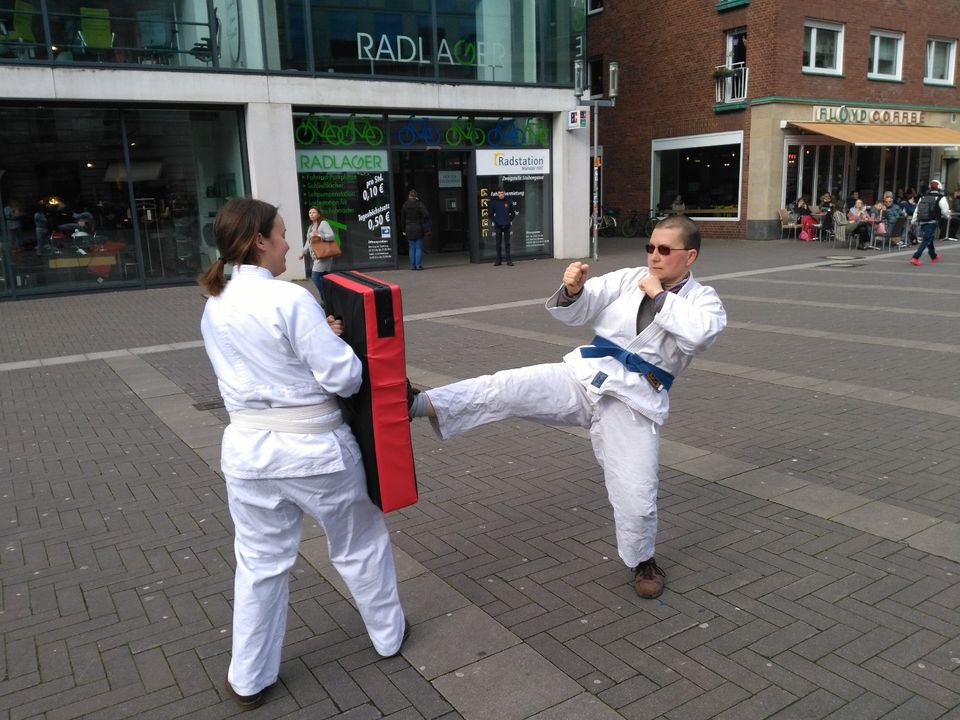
[408,215,726,599]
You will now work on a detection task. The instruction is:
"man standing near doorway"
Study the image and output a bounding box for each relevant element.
[489,188,516,267]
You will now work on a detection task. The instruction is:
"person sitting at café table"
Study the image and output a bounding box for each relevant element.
[818,192,835,237]
[845,190,860,212]
[879,191,908,248]
[847,199,874,250]
[793,196,817,241]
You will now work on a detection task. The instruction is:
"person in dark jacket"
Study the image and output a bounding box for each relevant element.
[488,188,516,266]
[400,190,429,271]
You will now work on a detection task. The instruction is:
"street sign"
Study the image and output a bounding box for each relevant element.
[567,108,589,130]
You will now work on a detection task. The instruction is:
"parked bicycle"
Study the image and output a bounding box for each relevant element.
[620,209,644,237]
[591,207,620,236]
[643,208,671,238]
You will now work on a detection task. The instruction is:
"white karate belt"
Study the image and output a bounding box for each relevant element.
[229,400,343,433]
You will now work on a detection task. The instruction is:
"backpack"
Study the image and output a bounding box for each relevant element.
[916,192,942,223]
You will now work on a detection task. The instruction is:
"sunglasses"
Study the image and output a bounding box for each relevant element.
[646,244,690,256]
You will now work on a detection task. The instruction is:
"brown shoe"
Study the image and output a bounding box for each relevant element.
[633,558,665,598]
[224,679,276,711]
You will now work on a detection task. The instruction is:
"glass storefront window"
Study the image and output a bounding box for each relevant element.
[8,1,263,70]
[0,1,47,60]
[0,105,244,297]
[264,0,575,84]
[653,135,742,218]
[3,0,574,83]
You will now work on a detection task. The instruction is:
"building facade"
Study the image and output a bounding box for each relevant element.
[0,1,590,298]
[587,0,960,240]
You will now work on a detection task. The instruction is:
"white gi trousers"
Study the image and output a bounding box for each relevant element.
[225,453,405,696]
[427,363,659,568]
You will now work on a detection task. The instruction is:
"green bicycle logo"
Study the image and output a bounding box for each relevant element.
[445,117,486,147]
[295,114,385,147]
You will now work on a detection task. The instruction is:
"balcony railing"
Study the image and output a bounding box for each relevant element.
[714,62,748,103]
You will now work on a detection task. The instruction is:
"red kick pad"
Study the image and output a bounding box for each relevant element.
[322,271,417,512]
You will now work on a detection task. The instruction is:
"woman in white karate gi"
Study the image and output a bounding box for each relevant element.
[199,198,407,710]
[410,215,726,599]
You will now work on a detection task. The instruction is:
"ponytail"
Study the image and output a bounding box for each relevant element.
[198,257,227,296]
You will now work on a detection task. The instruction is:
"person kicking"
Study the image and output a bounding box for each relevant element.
[409,215,726,598]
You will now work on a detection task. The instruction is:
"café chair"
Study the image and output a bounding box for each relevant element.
[0,0,37,58]
[78,6,115,61]
[778,208,801,240]
[832,211,853,249]
[872,215,907,252]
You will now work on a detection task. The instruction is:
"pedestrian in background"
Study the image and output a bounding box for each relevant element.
[298,205,335,302]
[910,179,950,266]
[946,188,960,242]
[199,198,408,710]
[489,187,516,266]
[401,189,429,271]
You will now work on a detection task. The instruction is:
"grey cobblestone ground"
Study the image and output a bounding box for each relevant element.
[2,237,959,718]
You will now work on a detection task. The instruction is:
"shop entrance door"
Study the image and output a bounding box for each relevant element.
[393,150,471,263]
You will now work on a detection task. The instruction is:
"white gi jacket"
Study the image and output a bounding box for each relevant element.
[546,267,726,426]
[201,265,362,479]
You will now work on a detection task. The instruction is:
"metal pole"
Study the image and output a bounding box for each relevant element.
[592,101,599,262]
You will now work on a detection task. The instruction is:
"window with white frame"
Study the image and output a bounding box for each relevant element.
[588,0,604,13]
[803,20,843,75]
[926,37,957,85]
[651,131,743,219]
[868,30,903,80]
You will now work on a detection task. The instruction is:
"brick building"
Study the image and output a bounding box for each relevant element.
[586,0,960,239]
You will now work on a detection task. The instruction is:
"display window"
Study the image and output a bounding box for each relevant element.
[651,132,743,220]
[0,105,245,297]
[292,109,553,268]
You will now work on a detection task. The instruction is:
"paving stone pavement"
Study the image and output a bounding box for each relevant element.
[2,237,960,719]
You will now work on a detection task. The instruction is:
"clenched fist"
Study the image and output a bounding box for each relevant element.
[563,261,590,296]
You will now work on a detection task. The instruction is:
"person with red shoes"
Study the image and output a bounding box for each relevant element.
[910,180,950,266]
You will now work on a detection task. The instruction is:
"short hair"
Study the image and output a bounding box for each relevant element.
[656,214,701,252]
[883,191,893,199]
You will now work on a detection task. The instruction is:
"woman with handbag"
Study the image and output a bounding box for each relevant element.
[297,206,336,301]
[199,198,409,710]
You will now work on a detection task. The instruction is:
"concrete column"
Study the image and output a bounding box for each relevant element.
[550,112,591,259]
[245,102,306,280]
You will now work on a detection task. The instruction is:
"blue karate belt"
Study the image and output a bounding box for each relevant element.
[579,335,675,392]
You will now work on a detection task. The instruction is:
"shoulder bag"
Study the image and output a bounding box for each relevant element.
[311,234,341,259]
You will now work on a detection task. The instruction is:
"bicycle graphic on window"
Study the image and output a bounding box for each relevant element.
[445,117,486,147]
[294,114,384,146]
[486,118,524,147]
[396,116,441,146]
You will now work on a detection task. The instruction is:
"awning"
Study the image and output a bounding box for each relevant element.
[788,122,960,147]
